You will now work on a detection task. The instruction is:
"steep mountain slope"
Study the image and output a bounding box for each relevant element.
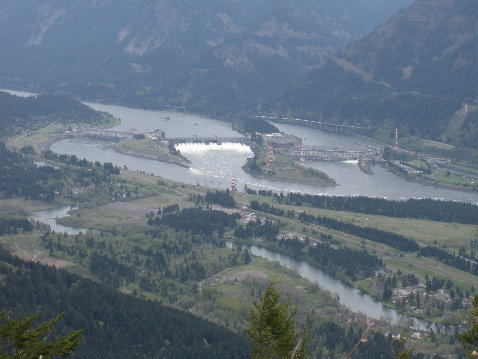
[277,0,478,145]
[0,0,412,114]
[0,247,251,358]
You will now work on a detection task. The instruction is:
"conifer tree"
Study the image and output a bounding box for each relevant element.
[247,281,308,359]
[460,294,478,358]
[0,312,83,358]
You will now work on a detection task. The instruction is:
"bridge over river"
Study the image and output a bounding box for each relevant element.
[290,145,381,161]
[70,128,251,145]
[69,127,136,141]
[168,136,251,145]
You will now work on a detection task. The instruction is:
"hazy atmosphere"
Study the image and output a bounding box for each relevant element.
[1,1,478,358]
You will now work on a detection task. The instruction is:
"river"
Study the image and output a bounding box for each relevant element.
[2,89,467,329]
[33,205,84,235]
[3,88,477,201]
[231,243,434,330]
[48,102,478,202]
[33,203,431,329]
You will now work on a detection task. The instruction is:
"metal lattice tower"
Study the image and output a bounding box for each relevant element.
[394,128,399,152]
[231,176,237,192]
[298,143,305,170]
[267,143,274,171]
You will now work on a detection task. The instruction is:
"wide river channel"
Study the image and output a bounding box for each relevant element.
[52,101,472,330]
[49,102,478,202]
[7,89,464,329]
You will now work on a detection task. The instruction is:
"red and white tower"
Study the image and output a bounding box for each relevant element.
[231,176,237,192]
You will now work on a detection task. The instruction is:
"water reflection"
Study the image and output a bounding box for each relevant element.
[229,242,433,330]
[33,205,85,235]
[51,101,478,201]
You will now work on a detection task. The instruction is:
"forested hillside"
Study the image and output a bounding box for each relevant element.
[275,0,478,148]
[0,91,110,137]
[0,0,412,114]
[0,143,120,202]
[0,247,250,358]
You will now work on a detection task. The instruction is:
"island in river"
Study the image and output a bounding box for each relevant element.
[116,135,190,168]
[243,132,336,186]
[117,130,336,186]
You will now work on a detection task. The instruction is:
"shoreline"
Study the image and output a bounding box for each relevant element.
[115,143,190,168]
[358,159,373,175]
[40,133,69,152]
[271,119,478,194]
[241,163,338,187]
[382,162,477,194]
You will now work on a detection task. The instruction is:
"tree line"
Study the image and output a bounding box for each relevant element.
[298,211,420,252]
[278,192,478,225]
[147,207,239,236]
[204,190,235,208]
[0,144,62,202]
[44,150,120,175]
[234,217,280,242]
[0,144,121,202]
[249,199,420,252]
[419,246,478,275]
[0,216,33,235]
[0,91,110,138]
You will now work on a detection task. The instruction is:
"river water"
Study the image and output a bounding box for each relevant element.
[49,102,478,202]
[33,205,84,235]
[3,89,466,328]
[33,204,430,329]
[231,243,433,330]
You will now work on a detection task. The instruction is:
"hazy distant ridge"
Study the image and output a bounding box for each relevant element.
[275,0,478,146]
[0,0,412,114]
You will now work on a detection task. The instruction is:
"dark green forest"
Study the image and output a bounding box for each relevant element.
[280,192,478,225]
[0,144,62,202]
[0,247,251,359]
[234,118,280,135]
[0,91,110,137]
[147,207,239,236]
[0,216,32,235]
[0,144,119,202]
[204,190,236,208]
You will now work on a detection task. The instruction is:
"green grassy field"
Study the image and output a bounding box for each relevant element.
[254,198,478,250]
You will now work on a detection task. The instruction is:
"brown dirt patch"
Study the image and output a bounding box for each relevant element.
[16,249,70,268]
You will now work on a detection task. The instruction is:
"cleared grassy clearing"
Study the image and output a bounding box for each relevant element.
[255,199,477,250]
[0,198,52,215]
[194,256,341,330]
[6,123,66,152]
[57,207,141,231]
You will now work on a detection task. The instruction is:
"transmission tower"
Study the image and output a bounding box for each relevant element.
[267,143,274,171]
[394,128,399,152]
[298,143,305,170]
[230,176,237,192]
